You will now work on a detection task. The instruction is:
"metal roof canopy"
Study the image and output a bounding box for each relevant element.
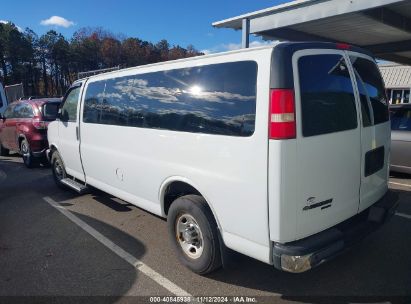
[379,64,411,87]
[213,0,411,65]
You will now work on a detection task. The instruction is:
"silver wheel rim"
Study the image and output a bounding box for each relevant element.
[176,213,204,259]
[21,141,30,162]
[54,160,64,180]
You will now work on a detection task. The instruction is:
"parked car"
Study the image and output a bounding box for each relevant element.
[0,98,62,167]
[47,42,398,274]
[390,104,411,174]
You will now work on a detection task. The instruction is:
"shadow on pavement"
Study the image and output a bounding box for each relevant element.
[2,157,411,302]
[90,191,135,212]
[0,194,146,298]
[0,158,147,299]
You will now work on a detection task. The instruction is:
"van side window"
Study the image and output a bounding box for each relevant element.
[350,57,389,125]
[83,61,257,137]
[61,87,81,122]
[298,55,357,137]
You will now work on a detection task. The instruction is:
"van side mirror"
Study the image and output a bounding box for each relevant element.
[59,108,69,122]
[56,108,62,120]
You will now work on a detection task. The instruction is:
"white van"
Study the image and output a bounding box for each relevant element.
[47,42,398,274]
[0,83,7,114]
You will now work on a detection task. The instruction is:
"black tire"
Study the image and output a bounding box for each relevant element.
[0,142,9,156]
[51,151,67,189]
[168,194,222,275]
[20,138,37,168]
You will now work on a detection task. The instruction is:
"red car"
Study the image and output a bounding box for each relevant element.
[0,98,62,167]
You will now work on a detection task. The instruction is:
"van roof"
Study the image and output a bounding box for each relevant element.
[74,41,374,84]
[74,42,279,84]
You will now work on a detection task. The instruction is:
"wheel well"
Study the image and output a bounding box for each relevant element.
[48,145,56,159]
[163,181,202,215]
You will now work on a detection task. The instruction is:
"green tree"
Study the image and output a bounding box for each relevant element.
[156,39,170,61]
[101,37,121,68]
[1,25,204,97]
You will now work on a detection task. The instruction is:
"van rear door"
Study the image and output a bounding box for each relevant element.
[293,50,362,239]
[348,53,390,212]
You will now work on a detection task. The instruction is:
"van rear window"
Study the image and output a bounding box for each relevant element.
[350,56,389,125]
[83,61,257,137]
[298,54,358,137]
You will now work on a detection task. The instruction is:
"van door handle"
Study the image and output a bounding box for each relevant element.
[76,126,79,140]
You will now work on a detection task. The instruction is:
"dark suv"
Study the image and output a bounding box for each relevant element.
[0,98,61,167]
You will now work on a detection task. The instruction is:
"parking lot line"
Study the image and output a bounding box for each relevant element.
[389,181,411,188]
[396,212,411,220]
[43,196,191,297]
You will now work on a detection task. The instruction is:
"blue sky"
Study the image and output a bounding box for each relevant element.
[1,0,288,53]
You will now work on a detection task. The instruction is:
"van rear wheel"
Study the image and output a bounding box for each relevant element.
[51,151,67,189]
[168,195,222,275]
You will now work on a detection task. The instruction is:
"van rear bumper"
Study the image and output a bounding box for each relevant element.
[272,190,399,273]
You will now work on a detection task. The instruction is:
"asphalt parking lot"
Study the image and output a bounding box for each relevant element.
[1,154,411,304]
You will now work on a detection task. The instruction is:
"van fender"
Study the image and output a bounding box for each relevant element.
[47,143,62,163]
[158,176,222,230]
[49,143,59,153]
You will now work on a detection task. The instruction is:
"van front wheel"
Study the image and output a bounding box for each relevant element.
[168,195,222,275]
[51,151,67,189]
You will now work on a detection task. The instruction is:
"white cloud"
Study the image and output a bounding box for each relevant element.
[181,90,255,103]
[201,40,277,55]
[40,16,75,28]
[114,78,183,103]
[0,20,23,32]
[104,77,255,106]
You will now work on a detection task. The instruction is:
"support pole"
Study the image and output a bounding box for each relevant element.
[242,18,250,48]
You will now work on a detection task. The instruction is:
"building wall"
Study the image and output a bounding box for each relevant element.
[379,64,411,104]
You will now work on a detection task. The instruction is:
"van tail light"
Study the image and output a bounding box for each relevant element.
[32,118,47,130]
[269,89,296,140]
